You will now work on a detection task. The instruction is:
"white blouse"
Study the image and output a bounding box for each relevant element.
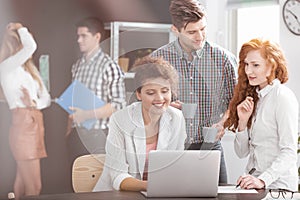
[0,27,50,110]
[93,102,187,191]
[234,79,299,191]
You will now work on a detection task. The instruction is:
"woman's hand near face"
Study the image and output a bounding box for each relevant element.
[237,96,254,131]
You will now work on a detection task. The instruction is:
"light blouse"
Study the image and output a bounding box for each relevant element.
[93,102,187,191]
[234,79,299,190]
[0,27,50,110]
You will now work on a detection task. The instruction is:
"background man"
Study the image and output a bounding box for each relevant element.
[66,17,126,163]
[151,0,237,183]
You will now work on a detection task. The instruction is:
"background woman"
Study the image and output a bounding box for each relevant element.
[93,56,187,192]
[0,23,51,199]
[224,38,298,190]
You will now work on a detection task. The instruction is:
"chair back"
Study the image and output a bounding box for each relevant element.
[72,154,106,193]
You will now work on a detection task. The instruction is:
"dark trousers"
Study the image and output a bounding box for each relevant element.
[185,141,228,184]
[66,127,108,164]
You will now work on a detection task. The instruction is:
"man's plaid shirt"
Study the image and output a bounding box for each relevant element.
[152,39,237,143]
[72,48,126,130]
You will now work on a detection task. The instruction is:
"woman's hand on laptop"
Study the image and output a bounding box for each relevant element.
[120,177,147,191]
[236,175,265,189]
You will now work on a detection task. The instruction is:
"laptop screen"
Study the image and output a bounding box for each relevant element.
[145,150,220,198]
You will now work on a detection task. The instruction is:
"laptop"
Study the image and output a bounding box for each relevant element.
[142,150,220,198]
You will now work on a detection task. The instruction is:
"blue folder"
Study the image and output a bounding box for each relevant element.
[56,80,105,130]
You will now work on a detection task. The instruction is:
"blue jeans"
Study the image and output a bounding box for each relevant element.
[185,141,228,184]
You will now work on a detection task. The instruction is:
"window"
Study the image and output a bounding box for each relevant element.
[228,4,280,56]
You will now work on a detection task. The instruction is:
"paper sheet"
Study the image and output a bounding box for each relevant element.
[218,186,258,193]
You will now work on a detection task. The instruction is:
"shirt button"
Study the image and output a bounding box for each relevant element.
[190,92,193,95]
[190,76,193,80]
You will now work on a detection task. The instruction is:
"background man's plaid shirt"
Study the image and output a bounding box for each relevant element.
[152,39,237,143]
[72,48,126,130]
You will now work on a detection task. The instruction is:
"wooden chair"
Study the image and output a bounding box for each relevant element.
[72,154,106,193]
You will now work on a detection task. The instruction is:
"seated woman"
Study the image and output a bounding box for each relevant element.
[224,38,298,191]
[93,56,187,192]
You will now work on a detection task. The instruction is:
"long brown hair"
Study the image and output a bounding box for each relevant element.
[0,26,43,90]
[224,38,288,131]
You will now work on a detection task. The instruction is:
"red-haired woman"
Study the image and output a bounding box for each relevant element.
[224,38,298,191]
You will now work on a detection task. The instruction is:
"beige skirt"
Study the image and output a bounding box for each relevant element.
[9,108,47,161]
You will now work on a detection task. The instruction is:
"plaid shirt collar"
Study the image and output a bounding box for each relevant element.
[174,39,206,60]
[81,47,103,64]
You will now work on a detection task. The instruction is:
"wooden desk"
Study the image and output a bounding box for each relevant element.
[21,190,267,200]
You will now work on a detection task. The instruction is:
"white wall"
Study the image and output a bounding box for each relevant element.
[221,132,248,184]
[279,0,300,133]
[279,0,300,169]
[206,0,228,48]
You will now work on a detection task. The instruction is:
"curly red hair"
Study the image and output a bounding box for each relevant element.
[224,38,288,131]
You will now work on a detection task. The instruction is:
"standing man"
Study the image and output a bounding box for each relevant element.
[151,0,237,183]
[66,17,126,163]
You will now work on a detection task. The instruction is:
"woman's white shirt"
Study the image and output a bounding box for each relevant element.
[0,27,50,110]
[234,79,299,190]
[93,102,187,191]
